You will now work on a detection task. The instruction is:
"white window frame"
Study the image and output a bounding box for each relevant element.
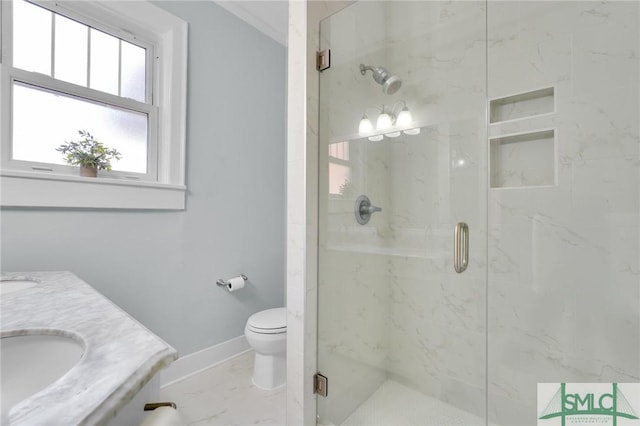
[0,0,188,210]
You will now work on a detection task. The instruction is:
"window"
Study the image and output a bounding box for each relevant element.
[6,0,153,178]
[328,141,352,196]
[0,0,188,209]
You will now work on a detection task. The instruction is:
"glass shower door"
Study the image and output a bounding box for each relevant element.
[316,2,488,425]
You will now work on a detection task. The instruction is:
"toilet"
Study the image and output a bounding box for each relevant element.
[244,307,286,390]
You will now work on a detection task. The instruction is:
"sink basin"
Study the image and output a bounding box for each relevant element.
[1,334,84,420]
[0,280,38,295]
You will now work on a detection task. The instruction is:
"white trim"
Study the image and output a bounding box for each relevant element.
[1,170,186,210]
[214,1,288,47]
[160,336,251,387]
[156,19,188,185]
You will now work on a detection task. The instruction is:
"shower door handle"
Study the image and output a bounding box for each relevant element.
[454,222,469,273]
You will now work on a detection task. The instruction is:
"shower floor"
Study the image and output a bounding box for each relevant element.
[339,380,486,426]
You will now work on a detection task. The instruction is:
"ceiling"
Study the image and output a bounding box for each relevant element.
[214,1,289,46]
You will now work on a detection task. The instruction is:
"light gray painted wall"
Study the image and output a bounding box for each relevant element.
[0,1,287,356]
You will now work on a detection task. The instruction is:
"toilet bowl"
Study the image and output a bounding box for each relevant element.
[244,307,286,390]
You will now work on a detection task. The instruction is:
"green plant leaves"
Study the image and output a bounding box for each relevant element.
[56,130,122,171]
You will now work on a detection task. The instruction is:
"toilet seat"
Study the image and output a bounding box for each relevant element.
[247,308,286,334]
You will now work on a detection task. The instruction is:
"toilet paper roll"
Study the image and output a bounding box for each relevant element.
[227,276,245,292]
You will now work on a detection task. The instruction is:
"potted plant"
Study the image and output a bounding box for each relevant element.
[56,130,122,177]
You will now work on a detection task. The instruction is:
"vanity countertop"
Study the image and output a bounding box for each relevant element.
[0,271,178,426]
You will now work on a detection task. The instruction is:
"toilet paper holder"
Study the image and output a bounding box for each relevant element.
[144,402,177,411]
[216,274,248,287]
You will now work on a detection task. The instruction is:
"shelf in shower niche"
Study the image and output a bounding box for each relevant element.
[490,87,554,124]
[490,129,556,189]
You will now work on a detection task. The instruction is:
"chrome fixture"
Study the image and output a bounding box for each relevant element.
[144,402,178,411]
[358,101,419,140]
[216,274,248,287]
[454,222,469,273]
[355,195,382,225]
[360,64,402,95]
[313,373,328,397]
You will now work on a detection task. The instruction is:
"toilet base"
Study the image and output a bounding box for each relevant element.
[252,351,286,390]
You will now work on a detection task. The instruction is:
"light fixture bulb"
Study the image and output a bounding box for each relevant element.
[368,134,384,142]
[396,107,412,127]
[358,115,373,136]
[376,112,393,130]
[403,127,421,136]
[386,131,401,138]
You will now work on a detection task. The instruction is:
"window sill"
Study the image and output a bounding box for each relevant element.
[1,170,186,210]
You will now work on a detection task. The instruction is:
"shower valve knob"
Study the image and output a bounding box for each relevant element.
[355,195,382,225]
[361,204,382,215]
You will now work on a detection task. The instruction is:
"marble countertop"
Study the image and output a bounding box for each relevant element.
[0,271,178,426]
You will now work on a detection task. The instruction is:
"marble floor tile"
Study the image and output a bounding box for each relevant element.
[160,351,286,426]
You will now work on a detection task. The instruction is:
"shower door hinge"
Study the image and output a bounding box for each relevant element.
[316,49,331,72]
[313,373,328,397]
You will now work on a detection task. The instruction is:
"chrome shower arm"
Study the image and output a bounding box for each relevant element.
[359,63,402,95]
[360,64,375,76]
[360,64,387,84]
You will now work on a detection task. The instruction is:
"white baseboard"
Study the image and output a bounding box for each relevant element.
[160,335,251,387]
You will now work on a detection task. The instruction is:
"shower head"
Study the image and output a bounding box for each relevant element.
[360,64,402,95]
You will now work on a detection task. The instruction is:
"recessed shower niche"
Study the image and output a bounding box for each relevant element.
[490,129,556,188]
[489,87,556,188]
[489,87,554,124]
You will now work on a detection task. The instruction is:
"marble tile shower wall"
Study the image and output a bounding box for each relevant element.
[486,2,640,425]
[317,6,393,418]
[318,5,393,424]
[384,2,488,417]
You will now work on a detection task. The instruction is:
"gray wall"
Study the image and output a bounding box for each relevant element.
[0,1,287,356]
